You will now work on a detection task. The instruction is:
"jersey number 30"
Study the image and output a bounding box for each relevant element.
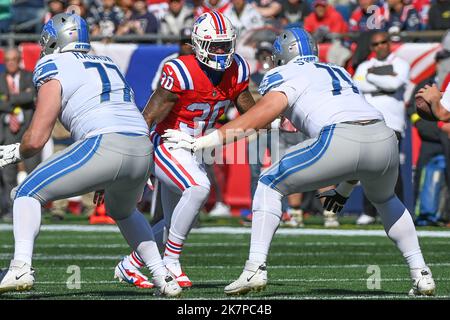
[83,62,132,103]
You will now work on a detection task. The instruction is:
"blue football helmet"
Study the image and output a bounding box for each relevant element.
[272,27,318,66]
[39,13,91,57]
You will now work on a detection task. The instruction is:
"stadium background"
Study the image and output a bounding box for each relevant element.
[0,40,440,215]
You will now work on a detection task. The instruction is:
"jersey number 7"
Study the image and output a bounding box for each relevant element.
[83,62,132,103]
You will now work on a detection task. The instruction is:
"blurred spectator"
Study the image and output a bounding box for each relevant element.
[0,0,11,33]
[160,0,194,41]
[192,0,209,17]
[349,0,385,32]
[304,0,348,42]
[427,0,450,30]
[411,0,430,27]
[67,0,89,18]
[0,48,40,222]
[205,0,231,12]
[383,0,421,37]
[147,0,169,21]
[251,0,282,22]
[11,0,46,33]
[87,0,124,38]
[222,0,265,36]
[279,0,311,27]
[118,0,134,20]
[353,32,409,224]
[151,27,193,90]
[44,0,67,23]
[117,0,159,35]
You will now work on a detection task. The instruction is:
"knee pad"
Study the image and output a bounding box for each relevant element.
[252,182,283,219]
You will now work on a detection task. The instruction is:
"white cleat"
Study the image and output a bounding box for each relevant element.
[323,210,340,228]
[114,258,154,289]
[209,202,231,218]
[224,260,267,296]
[409,267,436,297]
[165,262,192,288]
[356,213,376,225]
[0,260,35,293]
[152,274,182,297]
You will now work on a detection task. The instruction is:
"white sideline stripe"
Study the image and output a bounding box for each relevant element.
[0,251,448,260]
[1,224,450,238]
[2,240,450,249]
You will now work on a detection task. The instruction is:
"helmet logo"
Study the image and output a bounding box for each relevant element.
[43,20,58,39]
[194,14,207,25]
[273,38,282,54]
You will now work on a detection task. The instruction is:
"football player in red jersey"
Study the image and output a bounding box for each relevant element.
[114,11,256,289]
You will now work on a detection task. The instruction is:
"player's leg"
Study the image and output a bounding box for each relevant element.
[0,136,107,293]
[104,148,181,297]
[115,183,179,287]
[225,125,357,295]
[152,135,210,287]
[360,138,435,296]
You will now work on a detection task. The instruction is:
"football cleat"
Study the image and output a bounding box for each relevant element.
[114,259,154,289]
[0,260,35,293]
[323,210,340,228]
[409,267,436,297]
[165,262,192,288]
[152,275,182,297]
[224,260,267,296]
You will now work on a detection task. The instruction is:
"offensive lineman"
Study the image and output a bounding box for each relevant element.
[164,27,436,297]
[0,13,181,297]
[114,11,256,288]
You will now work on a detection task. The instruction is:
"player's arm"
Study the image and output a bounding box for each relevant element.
[163,91,288,150]
[353,63,379,93]
[234,88,256,114]
[366,62,409,92]
[142,86,178,128]
[20,80,61,158]
[416,84,450,121]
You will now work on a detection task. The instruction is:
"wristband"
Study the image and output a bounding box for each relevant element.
[195,130,222,150]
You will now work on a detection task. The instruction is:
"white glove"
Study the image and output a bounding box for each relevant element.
[162,129,196,150]
[162,129,222,152]
[0,143,21,168]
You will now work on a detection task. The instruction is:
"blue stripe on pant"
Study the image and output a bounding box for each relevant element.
[15,135,102,199]
[259,125,335,190]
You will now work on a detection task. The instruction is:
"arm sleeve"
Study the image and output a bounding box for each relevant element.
[366,59,410,92]
[33,56,61,90]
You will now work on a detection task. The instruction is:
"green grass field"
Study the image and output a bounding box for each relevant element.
[0,217,449,300]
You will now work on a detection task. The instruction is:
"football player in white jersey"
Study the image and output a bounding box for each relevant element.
[164,27,436,297]
[0,13,181,297]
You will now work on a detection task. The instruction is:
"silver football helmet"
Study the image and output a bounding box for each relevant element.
[39,13,91,58]
[272,27,318,67]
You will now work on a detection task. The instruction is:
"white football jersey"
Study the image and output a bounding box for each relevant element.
[259,57,384,138]
[33,52,148,141]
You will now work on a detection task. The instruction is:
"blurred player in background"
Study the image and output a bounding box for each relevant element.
[164,27,436,297]
[114,11,256,289]
[0,13,181,297]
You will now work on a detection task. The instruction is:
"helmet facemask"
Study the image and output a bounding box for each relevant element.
[193,36,236,71]
[191,11,236,71]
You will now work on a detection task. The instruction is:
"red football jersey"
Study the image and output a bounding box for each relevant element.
[155,53,250,137]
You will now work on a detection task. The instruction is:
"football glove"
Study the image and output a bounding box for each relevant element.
[315,189,348,214]
[0,143,21,168]
[162,129,197,151]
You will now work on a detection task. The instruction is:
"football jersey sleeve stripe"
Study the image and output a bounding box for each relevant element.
[166,61,186,90]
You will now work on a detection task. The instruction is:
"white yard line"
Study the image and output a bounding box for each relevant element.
[1,224,450,238]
